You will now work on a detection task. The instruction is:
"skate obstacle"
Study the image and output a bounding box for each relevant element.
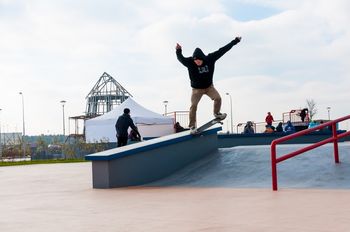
[85,127,221,188]
[218,130,350,148]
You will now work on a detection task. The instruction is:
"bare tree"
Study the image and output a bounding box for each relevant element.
[306,99,317,120]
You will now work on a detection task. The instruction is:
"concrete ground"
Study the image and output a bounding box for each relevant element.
[1,160,350,232]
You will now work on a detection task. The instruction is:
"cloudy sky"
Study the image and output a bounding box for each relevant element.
[0,0,349,135]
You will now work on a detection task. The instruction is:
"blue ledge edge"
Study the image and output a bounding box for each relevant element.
[85,126,222,161]
[218,130,347,139]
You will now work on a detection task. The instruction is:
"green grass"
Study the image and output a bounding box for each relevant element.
[0,159,88,166]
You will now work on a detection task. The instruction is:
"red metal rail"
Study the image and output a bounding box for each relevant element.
[271,115,350,191]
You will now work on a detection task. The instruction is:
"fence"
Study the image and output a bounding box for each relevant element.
[165,111,189,129]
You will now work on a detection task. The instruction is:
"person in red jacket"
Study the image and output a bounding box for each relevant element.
[265,112,274,126]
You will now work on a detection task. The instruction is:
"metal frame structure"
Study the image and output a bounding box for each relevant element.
[68,72,132,139]
[85,72,132,117]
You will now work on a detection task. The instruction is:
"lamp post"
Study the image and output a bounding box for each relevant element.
[19,92,26,158]
[327,107,331,120]
[225,93,233,134]
[163,100,168,115]
[60,100,66,136]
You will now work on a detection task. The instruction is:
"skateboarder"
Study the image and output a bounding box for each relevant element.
[176,37,241,133]
[115,108,141,147]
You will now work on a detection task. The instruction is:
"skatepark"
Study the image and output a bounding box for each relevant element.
[1,142,350,231]
[2,63,349,232]
[2,1,350,231]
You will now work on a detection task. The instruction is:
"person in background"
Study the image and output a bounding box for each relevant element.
[264,125,275,133]
[308,120,318,129]
[284,121,295,133]
[276,122,283,132]
[299,108,308,122]
[174,122,186,133]
[265,112,274,126]
[115,108,141,147]
[129,127,142,141]
[243,121,255,134]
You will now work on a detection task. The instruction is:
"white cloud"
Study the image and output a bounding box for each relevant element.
[0,0,349,134]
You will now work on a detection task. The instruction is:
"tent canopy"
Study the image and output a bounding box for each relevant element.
[87,97,173,124]
[85,98,174,142]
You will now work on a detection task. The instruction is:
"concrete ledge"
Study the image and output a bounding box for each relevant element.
[218,130,349,148]
[85,127,221,188]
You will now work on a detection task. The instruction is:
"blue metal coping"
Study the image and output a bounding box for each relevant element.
[85,126,222,161]
[218,130,346,139]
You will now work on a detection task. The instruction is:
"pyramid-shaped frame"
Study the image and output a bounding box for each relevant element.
[85,72,133,117]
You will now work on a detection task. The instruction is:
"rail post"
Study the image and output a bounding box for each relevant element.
[332,122,340,163]
[271,142,278,191]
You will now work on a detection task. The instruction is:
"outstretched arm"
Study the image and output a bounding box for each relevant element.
[176,43,191,67]
[208,37,241,61]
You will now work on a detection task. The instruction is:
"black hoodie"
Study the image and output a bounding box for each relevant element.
[115,113,139,137]
[176,38,239,89]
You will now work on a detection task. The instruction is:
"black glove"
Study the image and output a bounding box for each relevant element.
[233,37,241,44]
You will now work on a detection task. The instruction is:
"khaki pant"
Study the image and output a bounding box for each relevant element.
[189,85,221,128]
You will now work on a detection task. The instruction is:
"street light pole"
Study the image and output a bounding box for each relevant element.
[327,107,331,120]
[163,100,168,115]
[60,100,66,136]
[19,92,26,158]
[225,93,233,134]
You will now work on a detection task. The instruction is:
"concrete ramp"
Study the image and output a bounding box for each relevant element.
[85,127,221,188]
[147,143,350,189]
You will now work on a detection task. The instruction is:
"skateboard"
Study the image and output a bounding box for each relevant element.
[191,117,225,135]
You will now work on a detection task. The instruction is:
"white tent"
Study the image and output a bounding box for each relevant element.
[85,98,175,142]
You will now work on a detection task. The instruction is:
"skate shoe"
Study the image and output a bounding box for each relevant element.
[190,126,197,134]
[214,112,227,120]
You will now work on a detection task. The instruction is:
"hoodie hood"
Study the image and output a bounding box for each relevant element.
[192,48,206,60]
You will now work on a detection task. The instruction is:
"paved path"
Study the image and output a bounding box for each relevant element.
[1,161,350,232]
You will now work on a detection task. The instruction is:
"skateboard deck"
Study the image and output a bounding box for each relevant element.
[192,117,224,135]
